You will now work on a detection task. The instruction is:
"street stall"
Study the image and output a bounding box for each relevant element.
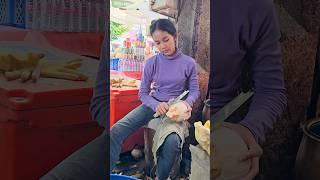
[0,1,106,179]
[109,0,211,179]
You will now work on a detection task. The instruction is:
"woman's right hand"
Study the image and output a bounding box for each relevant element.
[156,102,169,116]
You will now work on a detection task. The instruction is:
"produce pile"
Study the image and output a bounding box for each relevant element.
[0,52,88,82]
[110,77,139,88]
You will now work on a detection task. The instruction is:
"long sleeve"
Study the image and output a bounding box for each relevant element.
[239,0,287,144]
[138,58,160,112]
[90,32,108,129]
[185,61,200,107]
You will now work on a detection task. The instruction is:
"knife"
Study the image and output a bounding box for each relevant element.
[212,91,254,127]
[153,90,189,118]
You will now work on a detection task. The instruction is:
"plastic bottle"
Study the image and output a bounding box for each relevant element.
[122,59,125,72]
[126,59,130,72]
[127,60,130,72]
[137,60,140,72]
[131,60,135,72]
[130,60,133,72]
[134,60,138,72]
[118,59,123,71]
[114,58,117,70]
[136,60,140,72]
[124,59,128,72]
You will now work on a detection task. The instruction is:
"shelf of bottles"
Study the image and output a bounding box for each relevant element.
[111,33,146,72]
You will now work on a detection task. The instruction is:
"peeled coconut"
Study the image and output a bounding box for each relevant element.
[166,101,191,122]
[212,124,251,180]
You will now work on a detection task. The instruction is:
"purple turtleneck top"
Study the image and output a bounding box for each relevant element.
[212,0,287,143]
[139,49,200,112]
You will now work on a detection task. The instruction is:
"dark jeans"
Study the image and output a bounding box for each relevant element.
[110,104,183,180]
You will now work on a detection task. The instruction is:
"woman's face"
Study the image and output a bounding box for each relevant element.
[152,30,176,56]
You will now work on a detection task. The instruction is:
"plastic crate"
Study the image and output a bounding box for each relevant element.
[12,0,25,27]
[0,0,26,27]
[0,116,103,180]
[0,42,103,180]
[0,70,104,180]
[0,0,11,25]
[25,0,107,32]
[110,87,144,152]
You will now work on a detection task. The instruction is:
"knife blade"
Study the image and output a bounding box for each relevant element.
[153,90,189,118]
[212,91,254,127]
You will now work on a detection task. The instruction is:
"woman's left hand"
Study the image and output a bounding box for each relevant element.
[221,123,263,180]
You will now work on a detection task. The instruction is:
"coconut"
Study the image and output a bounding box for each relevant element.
[212,124,251,180]
[166,101,191,122]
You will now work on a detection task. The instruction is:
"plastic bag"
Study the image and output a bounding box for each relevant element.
[194,121,210,155]
[212,123,251,180]
[189,145,210,180]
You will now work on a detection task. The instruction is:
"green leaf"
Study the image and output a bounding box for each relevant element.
[110,21,129,41]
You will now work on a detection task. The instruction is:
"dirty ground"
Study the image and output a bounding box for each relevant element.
[112,148,190,180]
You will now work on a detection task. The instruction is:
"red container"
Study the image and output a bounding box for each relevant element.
[0,75,103,179]
[110,87,144,152]
[110,70,142,80]
[122,71,142,80]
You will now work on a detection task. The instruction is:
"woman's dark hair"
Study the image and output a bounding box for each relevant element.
[150,19,176,36]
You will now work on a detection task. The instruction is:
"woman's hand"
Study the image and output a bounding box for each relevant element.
[156,102,169,116]
[221,123,263,180]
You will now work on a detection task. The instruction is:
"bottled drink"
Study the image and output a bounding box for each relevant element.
[118,59,123,71]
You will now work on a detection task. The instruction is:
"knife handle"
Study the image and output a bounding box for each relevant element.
[153,100,174,118]
[153,112,160,118]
